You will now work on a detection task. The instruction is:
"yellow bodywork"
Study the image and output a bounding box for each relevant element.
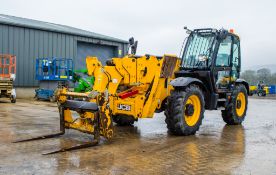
[57,54,180,140]
[264,86,269,94]
[86,55,180,119]
[249,85,269,95]
[250,85,257,91]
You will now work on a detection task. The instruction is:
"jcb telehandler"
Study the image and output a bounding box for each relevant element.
[165,28,248,135]
[14,28,249,154]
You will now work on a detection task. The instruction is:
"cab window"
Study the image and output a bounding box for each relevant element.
[215,36,232,67]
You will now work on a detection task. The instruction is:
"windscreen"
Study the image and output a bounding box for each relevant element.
[182,33,216,68]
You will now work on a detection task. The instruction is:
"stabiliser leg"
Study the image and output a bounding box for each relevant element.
[43,110,101,155]
[13,107,66,143]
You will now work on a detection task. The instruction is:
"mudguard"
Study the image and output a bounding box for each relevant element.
[170,77,206,90]
[235,79,250,94]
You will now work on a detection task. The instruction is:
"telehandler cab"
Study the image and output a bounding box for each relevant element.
[14,28,249,154]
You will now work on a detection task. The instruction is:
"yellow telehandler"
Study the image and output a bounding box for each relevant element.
[15,28,249,154]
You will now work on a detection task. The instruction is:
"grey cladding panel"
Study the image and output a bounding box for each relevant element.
[0,23,127,87]
[76,42,117,70]
[2,25,8,53]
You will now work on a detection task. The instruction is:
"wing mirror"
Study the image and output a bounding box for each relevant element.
[128,37,138,55]
[129,37,135,45]
[131,41,138,55]
[184,26,192,34]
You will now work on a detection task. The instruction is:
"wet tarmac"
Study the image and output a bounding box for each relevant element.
[0,98,275,175]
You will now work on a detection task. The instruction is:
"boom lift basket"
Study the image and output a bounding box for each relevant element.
[0,54,16,79]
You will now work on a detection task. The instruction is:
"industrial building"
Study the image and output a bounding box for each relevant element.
[0,14,128,88]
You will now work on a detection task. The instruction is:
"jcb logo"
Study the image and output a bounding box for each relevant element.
[117,104,131,111]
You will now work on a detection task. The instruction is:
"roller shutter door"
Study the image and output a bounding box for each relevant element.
[76,42,117,70]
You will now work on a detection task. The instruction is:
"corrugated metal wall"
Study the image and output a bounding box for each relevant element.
[0,24,127,87]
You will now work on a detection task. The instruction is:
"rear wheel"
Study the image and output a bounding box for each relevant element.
[222,84,248,125]
[165,85,205,135]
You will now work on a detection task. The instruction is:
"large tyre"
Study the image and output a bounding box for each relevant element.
[112,115,136,126]
[165,85,205,135]
[222,84,248,125]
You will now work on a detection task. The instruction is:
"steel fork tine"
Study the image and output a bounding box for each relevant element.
[42,140,99,155]
[13,132,65,143]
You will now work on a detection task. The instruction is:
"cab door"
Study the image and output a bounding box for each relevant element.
[230,36,241,82]
[213,35,233,93]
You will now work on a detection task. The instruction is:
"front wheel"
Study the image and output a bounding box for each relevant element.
[165,85,205,136]
[222,84,248,125]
